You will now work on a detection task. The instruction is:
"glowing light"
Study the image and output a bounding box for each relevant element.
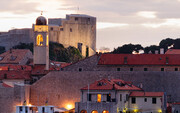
[97,94,101,102]
[137,11,157,19]
[28,104,32,106]
[158,109,162,113]
[134,109,139,112]
[66,104,73,110]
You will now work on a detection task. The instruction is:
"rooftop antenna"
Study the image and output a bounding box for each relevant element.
[77,6,79,14]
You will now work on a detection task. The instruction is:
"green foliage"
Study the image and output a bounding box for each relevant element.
[12,42,82,63]
[0,46,5,54]
[13,43,33,53]
[112,38,180,54]
[112,44,143,54]
[144,45,159,54]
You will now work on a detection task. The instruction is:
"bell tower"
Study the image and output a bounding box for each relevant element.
[33,15,49,70]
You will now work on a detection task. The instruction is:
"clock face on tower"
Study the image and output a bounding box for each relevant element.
[36,34,43,46]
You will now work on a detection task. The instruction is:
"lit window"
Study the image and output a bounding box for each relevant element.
[37,34,43,46]
[97,94,101,102]
[80,110,87,113]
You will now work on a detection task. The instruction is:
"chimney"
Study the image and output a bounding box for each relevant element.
[155,50,158,54]
[160,48,164,54]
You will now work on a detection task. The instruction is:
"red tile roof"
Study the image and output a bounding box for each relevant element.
[0,65,32,71]
[98,53,180,65]
[2,83,13,88]
[130,91,164,97]
[172,102,180,105]
[165,49,180,54]
[81,79,142,91]
[0,49,32,64]
[31,65,49,75]
[0,71,31,80]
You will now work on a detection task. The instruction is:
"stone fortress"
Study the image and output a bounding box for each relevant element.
[1,14,180,113]
[0,14,96,57]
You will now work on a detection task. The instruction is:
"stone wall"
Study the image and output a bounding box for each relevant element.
[0,84,30,113]
[30,71,180,109]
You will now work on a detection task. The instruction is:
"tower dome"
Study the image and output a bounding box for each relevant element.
[36,16,47,25]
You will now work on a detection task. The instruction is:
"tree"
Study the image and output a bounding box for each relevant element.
[112,44,143,54]
[13,43,33,53]
[0,46,5,54]
[159,38,174,52]
[144,45,159,54]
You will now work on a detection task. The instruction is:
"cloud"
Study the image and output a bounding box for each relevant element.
[0,0,39,14]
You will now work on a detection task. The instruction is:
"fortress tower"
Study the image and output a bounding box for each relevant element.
[33,15,49,70]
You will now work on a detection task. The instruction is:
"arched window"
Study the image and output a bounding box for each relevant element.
[80,110,87,113]
[102,110,109,113]
[91,110,98,113]
[37,34,43,46]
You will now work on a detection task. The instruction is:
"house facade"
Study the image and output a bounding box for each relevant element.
[75,79,166,113]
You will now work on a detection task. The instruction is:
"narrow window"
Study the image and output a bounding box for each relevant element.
[70,28,72,32]
[120,94,122,101]
[87,94,91,101]
[86,47,89,57]
[130,68,133,71]
[60,28,64,31]
[75,17,78,21]
[107,94,111,102]
[79,68,82,72]
[126,94,129,101]
[175,68,178,71]
[144,68,148,71]
[152,98,156,104]
[97,94,101,102]
[132,97,136,104]
[161,68,164,71]
[117,68,120,71]
[144,98,147,102]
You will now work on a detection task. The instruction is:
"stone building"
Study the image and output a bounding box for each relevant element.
[75,79,166,113]
[48,14,96,57]
[0,29,33,50]
[63,53,180,72]
[0,14,96,57]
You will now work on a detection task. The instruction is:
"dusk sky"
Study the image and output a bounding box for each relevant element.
[1,0,180,50]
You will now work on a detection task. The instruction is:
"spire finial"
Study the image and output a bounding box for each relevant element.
[41,11,43,15]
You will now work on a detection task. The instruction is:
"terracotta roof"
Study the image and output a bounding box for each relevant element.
[0,49,32,64]
[2,83,13,88]
[0,71,31,80]
[172,102,180,105]
[81,79,142,91]
[31,65,49,75]
[0,65,32,71]
[98,53,180,65]
[165,49,180,54]
[130,92,164,97]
